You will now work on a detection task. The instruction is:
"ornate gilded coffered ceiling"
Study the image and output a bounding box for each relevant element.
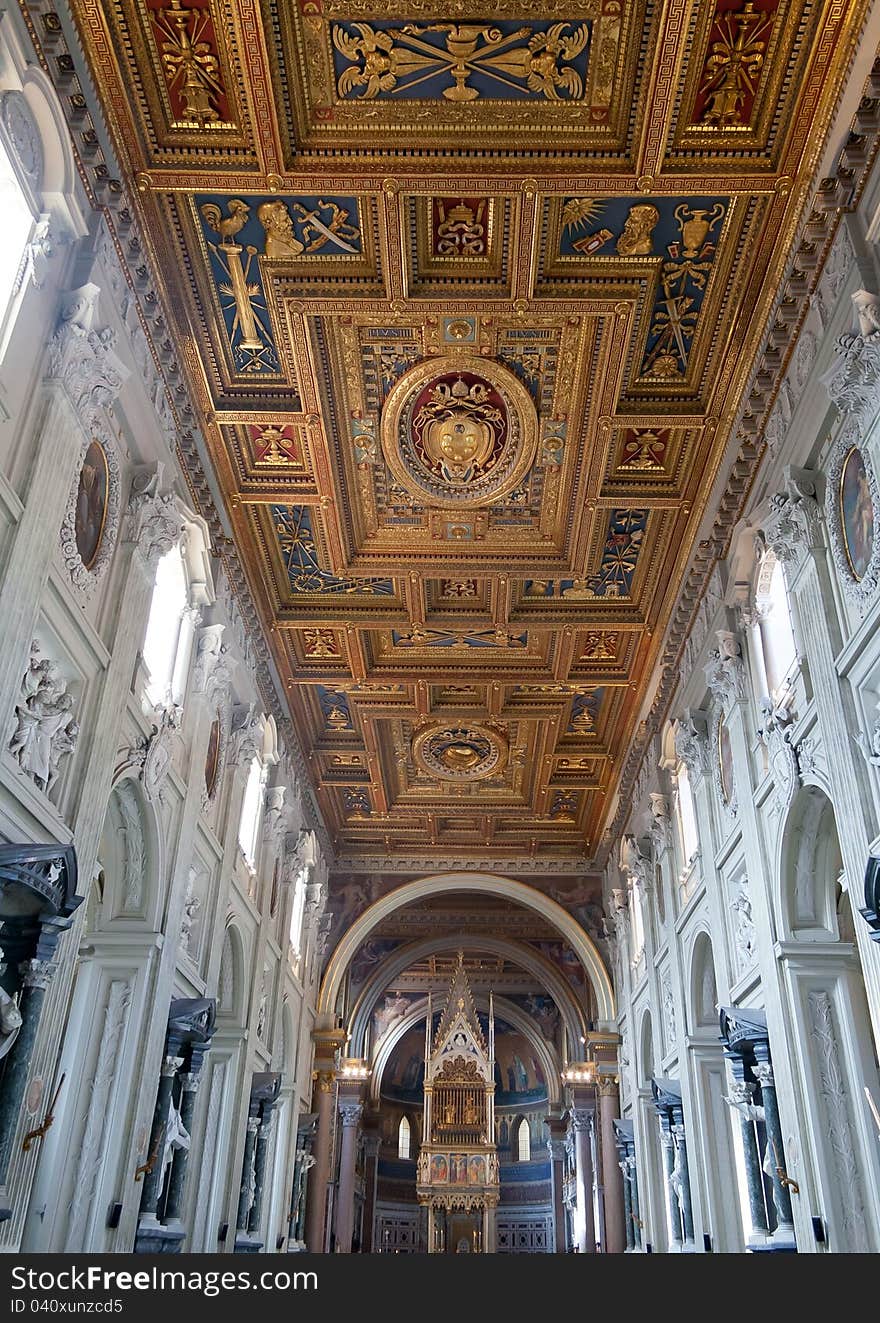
[70,0,869,860]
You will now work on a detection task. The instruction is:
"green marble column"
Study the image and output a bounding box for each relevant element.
[162,1071,200,1227]
[0,957,55,1196]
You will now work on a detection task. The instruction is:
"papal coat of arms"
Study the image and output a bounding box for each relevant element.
[381,356,537,508]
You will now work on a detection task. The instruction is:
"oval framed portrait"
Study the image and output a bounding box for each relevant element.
[826,424,880,611]
[715,715,736,817]
[74,440,109,571]
[839,445,874,581]
[204,715,222,801]
[61,434,121,598]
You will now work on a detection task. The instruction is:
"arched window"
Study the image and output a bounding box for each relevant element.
[142,545,192,709]
[0,133,35,333]
[288,866,307,960]
[675,761,699,865]
[757,557,797,699]
[398,1115,411,1160]
[517,1117,531,1163]
[238,755,265,870]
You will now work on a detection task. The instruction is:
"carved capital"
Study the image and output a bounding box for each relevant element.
[705,629,748,708]
[230,705,264,769]
[823,290,880,418]
[338,1100,363,1128]
[124,467,188,574]
[45,284,129,417]
[764,466,823,564]
[193,624,230,697]
[596,1076,619,1100]
[752,1061,775,1089]
[757,698,800,808]
[727,1080,755,1107]
[674,709,710,777]
[570,1107,594,1135]
[19,957,55,991]
[648,792,671,851]
[262,785,288,845]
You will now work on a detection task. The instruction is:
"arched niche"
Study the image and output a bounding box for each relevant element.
[319,873,614,1028]
[96,775,161,928]
[217,922,246,1025]
[638,1008,655,1086]
[688,930,718,1032]
[779,785,844,941]
[369,994,562,1109]
[348,933,587,1056]
[18,64,85,231]
[275,996,295,1078]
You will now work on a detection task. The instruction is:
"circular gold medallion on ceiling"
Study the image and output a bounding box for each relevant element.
[381,356,537,508]
[412,722,509,783]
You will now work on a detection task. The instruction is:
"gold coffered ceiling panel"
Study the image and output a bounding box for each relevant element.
[72,0,871,858]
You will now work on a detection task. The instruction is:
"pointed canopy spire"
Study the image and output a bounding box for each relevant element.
[432,950,488,1057]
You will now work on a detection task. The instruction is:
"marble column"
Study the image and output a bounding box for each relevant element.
[288,1150,315,1250]
[482,1199,497,1253]
[598,1078,625,1253]
[137,1053,183,1233]
[334,1100,363,1253]
[0,954,57,1197]
[0,848,81,1220]
[360,1134,380,1253]
[235,1114,260,1245]
[672,1122,695,1245]
[548,1135,567,1252]
[659,1125,683,1247]
[620,1156,634,1250]
[247,1106,275,1237]
[627,1155,642,1249]
[728,1077,769,1237]
[162,1071,201,1230]
[306,1071,335,1252]
[571,1108,596,1253]
[752,1056,794,1239]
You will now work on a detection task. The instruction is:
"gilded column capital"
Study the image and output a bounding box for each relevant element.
[313,1069,335,1094]
[596,1075,619,1099]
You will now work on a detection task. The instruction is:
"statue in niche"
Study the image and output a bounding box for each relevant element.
[464,1096,477,1125]
[731,885,756,965]
[179,868,202,957]
[161,1097,190,1176]
[444,1100,456,1125]
[670,1136,686,1223]
[8,642,79,794]
[0,987,22,1060]
[723,1087,788,1225]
